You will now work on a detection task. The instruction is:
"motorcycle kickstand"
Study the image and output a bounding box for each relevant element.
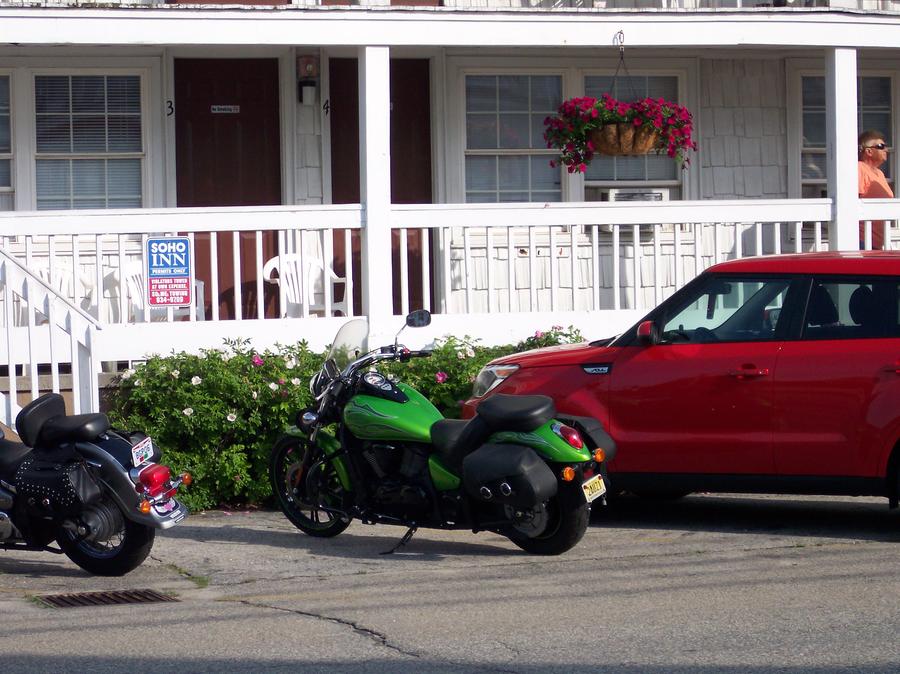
[380,525,417,555]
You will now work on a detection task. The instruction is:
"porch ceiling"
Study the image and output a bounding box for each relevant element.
[2,8,900,50]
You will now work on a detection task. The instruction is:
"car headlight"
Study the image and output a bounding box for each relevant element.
[472,364,519,398]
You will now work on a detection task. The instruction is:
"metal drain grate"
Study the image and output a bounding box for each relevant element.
[35,589,179,609]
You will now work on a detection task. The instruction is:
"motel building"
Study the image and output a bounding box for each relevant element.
[0,0,898,421]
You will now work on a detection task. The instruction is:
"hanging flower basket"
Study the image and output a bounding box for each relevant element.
[543,93,697,174]
[590,123,661,157]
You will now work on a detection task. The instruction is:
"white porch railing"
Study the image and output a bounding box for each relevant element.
[3,197,900,423]
[0,250,101,425]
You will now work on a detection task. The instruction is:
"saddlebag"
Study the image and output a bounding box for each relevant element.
[14,449,102,516]
[462,443,557,509]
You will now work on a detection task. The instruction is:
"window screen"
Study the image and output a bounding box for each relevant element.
[34,75,143,210]
[464,75,562,203]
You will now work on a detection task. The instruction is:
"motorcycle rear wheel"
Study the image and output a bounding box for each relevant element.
[506,494,589,555]
[57,513,155,576]
[269,435,351,538]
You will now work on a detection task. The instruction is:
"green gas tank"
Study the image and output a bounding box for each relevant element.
[343,375,443,443]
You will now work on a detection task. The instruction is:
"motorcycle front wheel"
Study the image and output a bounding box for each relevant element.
[57,507,155,576]
[269,435,351,538]
[505,493,589,556]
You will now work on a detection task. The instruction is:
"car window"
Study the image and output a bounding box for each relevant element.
[803,278,898,340]
[660,277,791,344]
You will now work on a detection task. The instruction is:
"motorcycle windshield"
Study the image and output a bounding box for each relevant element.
[326,319,369,370]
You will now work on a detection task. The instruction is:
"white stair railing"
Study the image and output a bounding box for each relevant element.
[0,250,102,427]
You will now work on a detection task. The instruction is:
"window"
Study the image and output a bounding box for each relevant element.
[464,75,561,203]
[800,75,892,199]
[660,276,791,344]
[804,278,898,340]
[34,74,143,210]
[0,75,11,211]
[583,74,682,201]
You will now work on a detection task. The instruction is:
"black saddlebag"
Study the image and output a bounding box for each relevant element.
[462,443,557,509]
[14,450,102,516]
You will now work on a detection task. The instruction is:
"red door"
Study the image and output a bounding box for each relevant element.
[773,278,900,477]
[175,58,281,319]
[608,342,780,474]
[328,58,434,315]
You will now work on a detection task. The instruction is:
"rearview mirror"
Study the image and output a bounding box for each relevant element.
[636,320,660,346]
[406,309,432,328]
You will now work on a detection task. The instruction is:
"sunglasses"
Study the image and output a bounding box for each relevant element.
[866,143,888,150]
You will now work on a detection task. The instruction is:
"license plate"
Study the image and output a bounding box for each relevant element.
[131,436,154,467]
[581,474,606,503]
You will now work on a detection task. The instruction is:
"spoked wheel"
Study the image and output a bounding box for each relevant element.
[57,503,155,576]
[269,435,351,538]
[505,493,589,556]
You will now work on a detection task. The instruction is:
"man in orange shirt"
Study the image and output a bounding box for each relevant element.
[858,129,894,250]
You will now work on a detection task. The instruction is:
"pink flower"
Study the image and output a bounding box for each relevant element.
[251,354,264,367]
[435,371,448,384]
[535,330,544,339]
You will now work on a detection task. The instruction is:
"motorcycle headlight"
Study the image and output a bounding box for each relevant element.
[472,364,519,398]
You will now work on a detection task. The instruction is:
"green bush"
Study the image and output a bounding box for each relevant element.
[107,326,583,510]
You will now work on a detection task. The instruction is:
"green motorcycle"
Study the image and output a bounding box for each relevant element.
[269,310,610,555]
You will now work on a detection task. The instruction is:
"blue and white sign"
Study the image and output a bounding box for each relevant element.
[146,237,192,308]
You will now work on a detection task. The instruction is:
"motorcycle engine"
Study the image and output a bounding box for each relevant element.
[361,442,430,513]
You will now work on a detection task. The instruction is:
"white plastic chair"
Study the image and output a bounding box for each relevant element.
[105,263,205,323]
[262,254,348,317]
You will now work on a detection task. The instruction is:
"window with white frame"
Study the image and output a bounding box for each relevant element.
[34,74,143,210]
[800,74,892,199]
[0,75,11,211]
[464,75,561,203]
[583,74,682,202]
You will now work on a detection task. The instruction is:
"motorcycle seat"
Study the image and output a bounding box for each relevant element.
[430,395,555,472]
[475,394,556,432]
[39,413,111,446]
[0,437,31,477]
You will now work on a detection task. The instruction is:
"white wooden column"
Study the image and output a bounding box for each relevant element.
[825,47,859,251]
[358,46,394,343]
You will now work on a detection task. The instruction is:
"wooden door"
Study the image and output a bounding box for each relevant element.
[175,58,281,319]
[328,58,434,316]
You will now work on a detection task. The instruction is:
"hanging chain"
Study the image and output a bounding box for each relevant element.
[609,30,641,102]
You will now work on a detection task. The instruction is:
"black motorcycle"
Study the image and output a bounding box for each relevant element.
[0,393,189,576]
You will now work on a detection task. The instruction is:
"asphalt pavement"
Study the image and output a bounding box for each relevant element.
[3,493,900,673]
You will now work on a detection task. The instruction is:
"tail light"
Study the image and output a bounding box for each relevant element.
[554,424,584,449]
[137,463,172,497]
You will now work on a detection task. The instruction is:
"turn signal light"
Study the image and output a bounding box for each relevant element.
[181,472,193,487]
[593,448,606,463]
[561,466,576,482]
[138,499,152,514]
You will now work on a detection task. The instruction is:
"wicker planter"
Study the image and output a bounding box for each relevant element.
[591,123,660,157]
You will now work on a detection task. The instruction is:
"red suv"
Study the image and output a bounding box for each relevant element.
[463,252,900,506]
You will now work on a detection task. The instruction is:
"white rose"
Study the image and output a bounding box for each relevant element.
[227,413,237,423]
[284,357,297,369]
[269,382,278,391]
[191,376,202,386]
[252,391,258,400]
[121,368,134,380]
[182,407,193,416]
[291,378,301,386]
[171,369,180,378]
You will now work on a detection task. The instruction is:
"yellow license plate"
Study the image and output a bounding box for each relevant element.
[581,474,606,503]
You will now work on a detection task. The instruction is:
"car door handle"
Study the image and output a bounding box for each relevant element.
[728,366,770,379]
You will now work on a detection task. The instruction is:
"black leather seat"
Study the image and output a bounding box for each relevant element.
[39,413,110,446]
[0,438,31,478]
[430,394,556,472]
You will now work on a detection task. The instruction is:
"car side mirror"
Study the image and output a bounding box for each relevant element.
[636,320,660,346]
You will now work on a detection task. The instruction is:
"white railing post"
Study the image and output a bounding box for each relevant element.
[358,46,394,344]
[825,47,860,251]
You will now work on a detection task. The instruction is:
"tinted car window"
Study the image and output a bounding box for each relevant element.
[803,278,898,340]
[659,277,791,344]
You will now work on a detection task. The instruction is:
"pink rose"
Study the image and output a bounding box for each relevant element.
[251,354,264,367]
[435,371,448,384]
